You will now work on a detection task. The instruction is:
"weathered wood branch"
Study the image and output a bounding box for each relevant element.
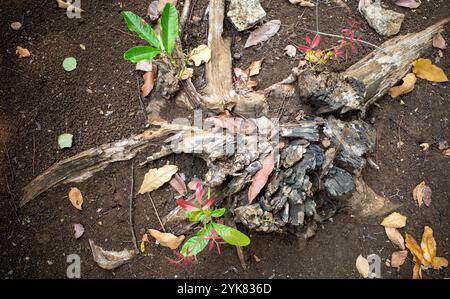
[297,18,449,114]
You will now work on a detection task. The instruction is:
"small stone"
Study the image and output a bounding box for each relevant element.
[227,0,266,31]
[191,15,202,25]
[233,52,242,60]
[11,21,22,30]
[360,2,404,37]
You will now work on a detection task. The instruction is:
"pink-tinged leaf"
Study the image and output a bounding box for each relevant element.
[244,20,281,48]
[395,0,421,9]
[304,35,312,45]
[248,152,275,204]
[176,199,200,211]
[296,45,310,53]
[423,186,432,207]
[195,181,203,204]
[310,34,321,49]
[169,173,187,196]
[203,195,215,209]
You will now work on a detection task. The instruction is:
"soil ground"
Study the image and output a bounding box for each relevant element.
[1,0,449,279]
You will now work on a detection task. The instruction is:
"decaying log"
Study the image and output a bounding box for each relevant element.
[298,18,449,114]
[20,122,198,207]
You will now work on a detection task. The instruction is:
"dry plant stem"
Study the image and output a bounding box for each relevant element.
[302,28,383,50]
[128,163,139,254]
[179,0,191,37]
[147,192,166,233]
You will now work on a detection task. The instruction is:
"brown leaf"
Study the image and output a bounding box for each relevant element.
[388,73,416,98]
[385,227,405,250]
[147,1,160,21]
[421,226,436,265]
[138,164,178,194]
[188,44,211,66]
[89,239,136,270]
[246,59,263,77]
[419,143,429,152]
[380,212,406,228]
[244,20,281,48]
[412,58,448,83]
[187,179,201,191]
[432,257,449,270]
[355,255,369,278]
[391,250,408,270]
[412,181,432,207]
[433,32,447,50]
[148,229,185,250]
[16,46,30,58]
[395,0,421,9]
[157,0,177,12]
[68,187,83,210]
[444,149,450,157]
[169,173,187,196]
[73,223,85,239]
[248,152,275,204]
[141,64,158,97]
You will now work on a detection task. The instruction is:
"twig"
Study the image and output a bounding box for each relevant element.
[180,0,192,38]
[128,163,139,254]
[32,132,36,176]
[4,176,20,223]
[302,28,383,50]
[3,141,15,179]
[147,192,166,233]
[110,26,136,38]
[135,76,148,122]
[315,1,319,34]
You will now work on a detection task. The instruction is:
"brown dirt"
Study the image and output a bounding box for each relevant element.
[1,0,449,279]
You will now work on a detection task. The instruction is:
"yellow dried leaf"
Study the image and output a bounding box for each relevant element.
[388,73,416,98]
[432,257,448,270]
[138,165,178,194]
[421,226,436,264]
[413,260,422,279]
[355,255,369,278]
[380,212,407,228]
[246,59,263,77]
[148,229,185,250]
[444,149,450,156]
[188,44,211,67]
[385,227,405,250]
[68,187,83,210]
[391,250,408,270]
[419,143,429,151]
[412,58,448,83]
[16,46,30,58]
[405,233,429,266]
[178,67,193,80]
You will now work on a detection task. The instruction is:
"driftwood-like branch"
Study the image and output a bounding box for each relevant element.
[20,123,194,207]
[297,18,449,114]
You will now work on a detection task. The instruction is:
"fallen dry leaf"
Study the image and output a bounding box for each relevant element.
[395,0,421,9]
[419,143,429,152]
[148,229,185,250]
[234,67,258,90]
[412,181,432,207]
[289,0,315,7]
[187,179,201,191]
[136,59,153,72]
[421,226,436,265]
[356,255,369,278]
[140,233,149,253]
[405,233,428,267]
[391,250,408,270]
[388,73,416,98]
[178,67,193,80]
[138,164,178,194]
[413,259,422,279]
[412,58,448,83]
[444,149,450,156]
[169,173,187,196]
[141,65,157,97]
[433,32,447,50]
[188,44,211,66]
[284,45,297,57]
[157,0,177,12]
[89,239,136,270]
[385,227,405,250]
[73,223,85,239]
[68,187,83,210]
[11,22,22,30]
[56,0,84,13]
[246,59,263,77]
[147,1,160,21]
[16,46,30,58]
[248,152,275,204]
[381,212,406,228]
[245,20,281,48]
[432,256,449,270]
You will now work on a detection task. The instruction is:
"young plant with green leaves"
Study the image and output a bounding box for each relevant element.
[121,3,178,63]
[167,182,250,268]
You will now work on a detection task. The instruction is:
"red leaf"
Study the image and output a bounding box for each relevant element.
[304,35,312,45]
[203,195,215,209]
[296,45,310,53]
[176,199,200,211]
[247,152,275,204]
[195,181,203,204]
[310,34,321,49]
